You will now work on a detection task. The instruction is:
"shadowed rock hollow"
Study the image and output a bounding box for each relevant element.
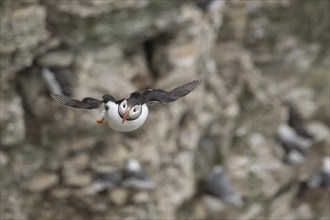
[0,1,329,219]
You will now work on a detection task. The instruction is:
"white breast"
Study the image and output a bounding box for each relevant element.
[104,102,149,132]
[278,124,312,149]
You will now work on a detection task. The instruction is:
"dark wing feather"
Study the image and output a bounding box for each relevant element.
[138,80,201,104]
[50,94,102,109]
[102,94,116,103]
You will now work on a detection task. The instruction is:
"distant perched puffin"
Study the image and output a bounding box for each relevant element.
[277,101,314,164]
[306,156,330,190]
[121,159,155,190]
[202,166,243,206]
[50,80,201,132]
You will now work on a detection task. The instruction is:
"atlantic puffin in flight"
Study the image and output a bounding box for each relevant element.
[50,80,201,132]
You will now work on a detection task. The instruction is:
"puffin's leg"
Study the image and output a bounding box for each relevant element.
[96,104,106,124]
[96,116,104,124]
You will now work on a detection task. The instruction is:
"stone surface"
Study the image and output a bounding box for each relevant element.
[63,153,89,171]
[109,188,128,206]
[0,151,8,166]
[26,173,59,192]
[306,122,330,144]
[37,50,75,67]
[64,172,91,187]
[0,1,329,220]
[43,0,187,47]
[0,94,25,146]
[132,191,150,204]
[0,2,51,80]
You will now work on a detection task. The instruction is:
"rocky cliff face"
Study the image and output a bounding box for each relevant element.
[1,1,329,219]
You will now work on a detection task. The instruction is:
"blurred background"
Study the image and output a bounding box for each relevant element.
[0,0,329,219]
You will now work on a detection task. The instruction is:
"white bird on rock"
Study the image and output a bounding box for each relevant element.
[203,166,243,206]
[277,101,314,164]
[121,159,155,190]
[278,103,314,149]
[50,80,201,132]
[306,156,330,190]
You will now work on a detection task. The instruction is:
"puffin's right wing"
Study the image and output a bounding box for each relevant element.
[137,80,201,105]
[50,94,104,109]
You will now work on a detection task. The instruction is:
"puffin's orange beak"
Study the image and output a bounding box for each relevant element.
[122,108,130,124]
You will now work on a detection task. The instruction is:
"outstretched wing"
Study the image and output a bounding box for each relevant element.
[50,94,103,109]
[136,80,201,104]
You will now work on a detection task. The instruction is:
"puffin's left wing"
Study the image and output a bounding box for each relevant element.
[50,94,103,109]
[136,80,201,104]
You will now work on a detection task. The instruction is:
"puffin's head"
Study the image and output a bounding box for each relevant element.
[118,98,142,124]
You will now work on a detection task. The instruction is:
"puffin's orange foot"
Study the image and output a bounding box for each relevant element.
[96,117,104,124]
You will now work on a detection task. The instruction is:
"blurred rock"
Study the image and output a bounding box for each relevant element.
[62,154,91,187]
[26,173,59,192]
[96,144,129,166]
[202,195,226,213]
[51,187,71,199]
[64,172,91,187]
[132,191,150,204]
[0,1,329,220]
[294,178,330,219]
[0,151,9,166]
[37,50,75,67]
[73,45,143,99]
[109,188,128,206]
[306,122,330,144]
[63,153,89,171]
[268,189,296,219]
[0,2,53,81]
[240,204,263,220]
[43,0,188,47]
[285,88,318,120]
[283,45,318,72]
[219,3,247,42]
[0,189,27,220]
[0,94,25,146]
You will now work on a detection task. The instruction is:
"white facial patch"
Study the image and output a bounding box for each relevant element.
[104,102,148,132]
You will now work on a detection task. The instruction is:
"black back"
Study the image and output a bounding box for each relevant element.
[130,80,201,105]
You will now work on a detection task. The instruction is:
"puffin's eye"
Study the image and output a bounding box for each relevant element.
[121,100,127,108]
[119,100,127,115]
[129,105,142,120]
